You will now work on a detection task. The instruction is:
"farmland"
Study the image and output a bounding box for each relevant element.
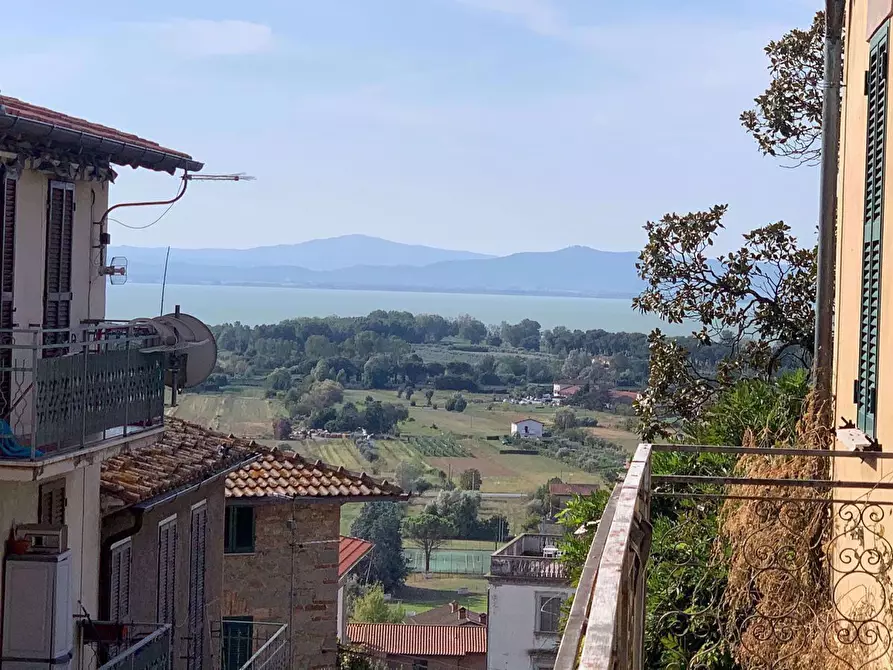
[167,389,285,438]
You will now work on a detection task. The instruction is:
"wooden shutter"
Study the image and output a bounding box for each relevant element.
[38,479,65,525]
[43,181,74,355]
[187,502,208,670]
[858,24,891,437]
[157,517,178,625]
[0,171,15,419]
[110,538,132,622]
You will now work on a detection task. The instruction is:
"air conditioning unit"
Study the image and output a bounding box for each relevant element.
[15,524,68,554]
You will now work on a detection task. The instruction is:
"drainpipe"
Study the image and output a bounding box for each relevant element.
[813,0,847,422]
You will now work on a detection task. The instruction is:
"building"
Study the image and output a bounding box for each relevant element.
[551,383,582,402]
[511,418,544,438]
[347,623,487,670]
[221,449,407,670]
[98,419,257,670]
[338,535,374,641]
[0,95,202,670]
[406,602,487,627]
[547,482,600,510]
[487,533,573,670]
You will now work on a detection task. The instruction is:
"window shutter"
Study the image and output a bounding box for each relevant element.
[43,181,74,355]
[0,171,15,419]
[187,503,208,670]
[110,539,132,622]
[157,517,178,625]
[38,480,65,526]
[859,24,890,438]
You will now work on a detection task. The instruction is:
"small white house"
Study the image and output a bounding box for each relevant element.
[511,418,544,438]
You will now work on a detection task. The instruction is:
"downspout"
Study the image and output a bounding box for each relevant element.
[98,509,144,620]
[813,0,847,423]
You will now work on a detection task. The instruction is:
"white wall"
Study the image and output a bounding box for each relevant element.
[487,582,574,670]
[511,421,544,438]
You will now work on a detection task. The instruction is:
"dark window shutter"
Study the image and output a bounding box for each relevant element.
[38,479,65,525]
[157,517,178,625]
[110,539,132,622]
[859,24,890,438]
[0,171,15,419]
[43,181,74,355]
[187,503,208,670]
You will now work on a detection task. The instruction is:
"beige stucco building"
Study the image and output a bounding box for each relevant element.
[0,95,202,669]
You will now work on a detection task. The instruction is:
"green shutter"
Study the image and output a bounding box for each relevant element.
[859,23,891,437]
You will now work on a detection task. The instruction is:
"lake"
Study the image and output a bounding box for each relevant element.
[105,283,691,334]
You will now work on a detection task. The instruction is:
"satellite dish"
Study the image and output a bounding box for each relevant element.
[128,312,217,389]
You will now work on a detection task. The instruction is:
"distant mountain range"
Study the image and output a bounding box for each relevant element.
[111,236,644,299]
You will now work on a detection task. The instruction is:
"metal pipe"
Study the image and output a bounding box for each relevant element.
[813,0,847,417]
[95,177,188,226]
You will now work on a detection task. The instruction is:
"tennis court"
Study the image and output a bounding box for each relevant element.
[404,548,493,575]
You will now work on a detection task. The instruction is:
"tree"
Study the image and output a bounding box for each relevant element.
[632,205,815,439]
[425,389,434,406]
[265,367,292,391]
[458,468,482,491]
[740,11,824,167]
[363,354,393,389]
[352,584,406,623]
[395,462,424,492]
[424,490,481,538]
[457,315,488,344]
[302,379,344,411]
[561,349,591,379]
[272,418,292,440]
[445,393,467,413]
[403,514,456,573]
[552,409,577,432]
[350,502,409,592]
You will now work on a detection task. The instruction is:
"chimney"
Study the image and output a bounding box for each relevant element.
[449,601,458,613]
[458,607,467,620]
[479,613,487,626]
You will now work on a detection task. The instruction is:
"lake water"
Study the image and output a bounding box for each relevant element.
[106,283,690,334]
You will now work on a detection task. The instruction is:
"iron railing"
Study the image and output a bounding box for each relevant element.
[80,621,172,670]
[218,620,289,670]
[555,443,893,670]
[0,324,165,460]
[490,533,567,581]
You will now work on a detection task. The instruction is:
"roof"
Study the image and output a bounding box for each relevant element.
[339,536,374,579]
[549,482,601,497]
[512,417,544,425]
[347,624,487,657]
[406,603,486,627]
[225,450,406,500]
[100,418,258,514]
[0,95,203,173]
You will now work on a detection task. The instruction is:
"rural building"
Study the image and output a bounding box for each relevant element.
[338,535,374,641]
[487,533,573,670]
[406,602,487,627]
[511,418,544,438]
[552,382,582,400]
[0,95,202,670]
[222,449,406,670]
[347,623,487,669]
[99,419,256,670]
[548,482,601,509]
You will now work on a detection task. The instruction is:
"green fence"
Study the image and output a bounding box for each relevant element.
[404,548,493,575]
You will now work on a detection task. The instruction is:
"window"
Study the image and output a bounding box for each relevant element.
[157,516,178,625]
[222,617,253,670]
[110,538,132,622]
[224,506,255,554]
[858,21,891,438]
[536,593,562,634]
[187,501,208,670]
[43,181,74,354]
[411,660,428,670]
[38,479,65,525]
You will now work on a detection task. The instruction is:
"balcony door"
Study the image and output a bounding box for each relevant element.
[43,181,73,355]
[0,169,15,420]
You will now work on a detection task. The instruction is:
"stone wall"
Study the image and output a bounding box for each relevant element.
[223,500,341,670]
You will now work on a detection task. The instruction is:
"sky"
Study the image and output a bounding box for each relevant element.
[2,0,821,255]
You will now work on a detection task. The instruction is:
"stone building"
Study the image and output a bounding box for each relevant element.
[222,450,406,670]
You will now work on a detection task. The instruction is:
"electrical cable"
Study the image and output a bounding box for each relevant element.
[109,199,178,230]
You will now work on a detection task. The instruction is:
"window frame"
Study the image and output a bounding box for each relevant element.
[535,592,562,634]
[224,505,256,554]
[38,478,66,526]
[222,616,254,670]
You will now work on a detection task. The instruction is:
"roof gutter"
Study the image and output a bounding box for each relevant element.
[133,455,258,513]
[0,108,204,174]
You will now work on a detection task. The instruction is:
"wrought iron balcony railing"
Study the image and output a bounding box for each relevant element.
[555,442,893,670]
[218,620,289,670]
[80,621,172,670]
[0,324,166,460]
[490,533,567,581]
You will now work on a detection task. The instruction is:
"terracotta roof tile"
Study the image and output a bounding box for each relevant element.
[346,624,487,657]
[406,603,486,627]
[100,418,257,514]
[339,536,374,579]
[225,450,405,501]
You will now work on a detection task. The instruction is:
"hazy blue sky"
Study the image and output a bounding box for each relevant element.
[3,0,819,255]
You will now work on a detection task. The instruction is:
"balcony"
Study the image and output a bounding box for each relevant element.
[218,620,289,670]
[555,443,893,670]
[80,621,172,670]
[0,324,166,462]
[490,533,567,581]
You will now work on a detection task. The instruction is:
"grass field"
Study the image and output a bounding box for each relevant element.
[168,390,285,438]
[389,574,489,617]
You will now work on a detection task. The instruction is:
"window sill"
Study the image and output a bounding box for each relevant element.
[224,550,257,556]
